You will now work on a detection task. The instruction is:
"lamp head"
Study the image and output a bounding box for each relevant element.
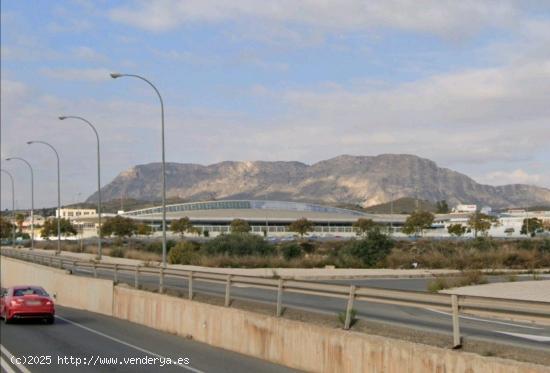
[110,72,122,79]
[5,157,13,161]
[58,116,67,120]
[27,141,34,145]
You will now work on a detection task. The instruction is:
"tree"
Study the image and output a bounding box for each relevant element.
[15,213,25,233]
[230,219,251,234]
[352,218,377,236]
[170,217,192,238]
[288,218,314,238]
[0,217,14,239]
[447,223,466,237]
[40,218,77,238]
[402,211,434,237]
[521,218,543,237]
[136,223,153,237]
[101,216,137,238]
[467,212,493,238]
[187,225,202,236]
[436,200,449,214]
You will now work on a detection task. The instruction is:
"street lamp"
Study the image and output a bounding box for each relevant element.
[5,157,35,249]
[0,169,16,247]
[59,115,103,259]
[27,140,62,254]
[110,72,168,267]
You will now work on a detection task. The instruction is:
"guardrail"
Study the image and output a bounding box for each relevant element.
[2,247,549,348]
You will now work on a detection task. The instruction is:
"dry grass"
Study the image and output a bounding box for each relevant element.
[427,270,488,292]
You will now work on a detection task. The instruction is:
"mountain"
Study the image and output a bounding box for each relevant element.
[86,154,550,209]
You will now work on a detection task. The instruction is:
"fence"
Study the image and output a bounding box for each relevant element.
[2,247,549,348]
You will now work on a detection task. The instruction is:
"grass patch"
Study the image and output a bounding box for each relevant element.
[427,271,487,292]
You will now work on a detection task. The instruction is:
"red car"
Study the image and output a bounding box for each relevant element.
[0,286,55,324]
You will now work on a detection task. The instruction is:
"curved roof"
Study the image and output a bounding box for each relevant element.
[121,200,378,222]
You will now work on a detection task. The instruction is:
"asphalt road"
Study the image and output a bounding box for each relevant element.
[72,266,550,352]
[0,306,297,373]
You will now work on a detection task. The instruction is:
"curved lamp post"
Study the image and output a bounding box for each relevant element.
[28,140,61,254]
[5,157,34,249]
[110,72,167,267]
[59,115,103,259]
[0,169,16,247]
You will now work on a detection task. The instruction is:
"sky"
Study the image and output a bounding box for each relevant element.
[1,0,550,209]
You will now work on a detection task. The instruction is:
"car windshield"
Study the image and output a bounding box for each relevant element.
[13,287,48,296]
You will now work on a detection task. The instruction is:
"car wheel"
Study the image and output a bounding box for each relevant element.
[3,314,11,324]
[45,316,55,324]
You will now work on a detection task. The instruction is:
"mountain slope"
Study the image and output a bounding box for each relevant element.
[87,154,550,209]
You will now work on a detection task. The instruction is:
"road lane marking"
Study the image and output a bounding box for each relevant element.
[425,308,544,330]
[55,315,204,373]
[495,331,550,342]
[0,345,32,373]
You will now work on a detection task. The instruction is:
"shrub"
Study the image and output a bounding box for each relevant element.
[427,278,449,293]
[337,309,357,328]
[203,233,274,256]
[299,241,316,254]
[110,247,125,258]
[457,270,487,287]
[342,230,393,267]
[537,239,550,253]
[280,243,303,261]
[168,241,201,265]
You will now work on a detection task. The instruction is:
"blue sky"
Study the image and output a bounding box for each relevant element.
[1,0,550,208]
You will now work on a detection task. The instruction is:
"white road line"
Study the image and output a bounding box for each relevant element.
[0,345,32,373]
[425,308,544,330]
[495,331,550,342]
[55,315,204,373]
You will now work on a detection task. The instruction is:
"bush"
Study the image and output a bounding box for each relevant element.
[168,241,201,265]
[342,230,393,267]
[144,239,177,254]
[537,239,550,253]
[110,247,125,258]
[280,243,303,261]
[427,278,449,293]
[337,309,357,328]
[299,241,316,254]
[203,233,274,256]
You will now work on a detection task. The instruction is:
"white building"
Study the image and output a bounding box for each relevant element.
[56,208,97,220]
[452,204,477,213]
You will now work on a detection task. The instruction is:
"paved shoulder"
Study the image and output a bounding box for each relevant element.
[0,305,297,373]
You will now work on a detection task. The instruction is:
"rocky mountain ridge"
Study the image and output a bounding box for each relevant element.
[87,154,550,209]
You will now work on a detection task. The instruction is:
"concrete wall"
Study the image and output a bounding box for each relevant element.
[113,286,549,373]
[2,256,549,373]
[0,257,113,316]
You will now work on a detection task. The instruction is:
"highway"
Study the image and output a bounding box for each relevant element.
[70,265,550,352]
[0,306,296,373]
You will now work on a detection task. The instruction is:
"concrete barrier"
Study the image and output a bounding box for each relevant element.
[0,257,113,316]
[2,256,549,373]
[113,286,550,373]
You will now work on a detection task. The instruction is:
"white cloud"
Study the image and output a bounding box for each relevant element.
[72,46,108,62]
[109,0,520,39]
[481,169,549,187]
[40,67,112,82]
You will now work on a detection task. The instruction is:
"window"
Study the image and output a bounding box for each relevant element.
[13,287,48,296]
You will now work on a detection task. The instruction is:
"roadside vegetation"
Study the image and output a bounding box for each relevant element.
[427,271,488,293]
[28,231,550,271]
